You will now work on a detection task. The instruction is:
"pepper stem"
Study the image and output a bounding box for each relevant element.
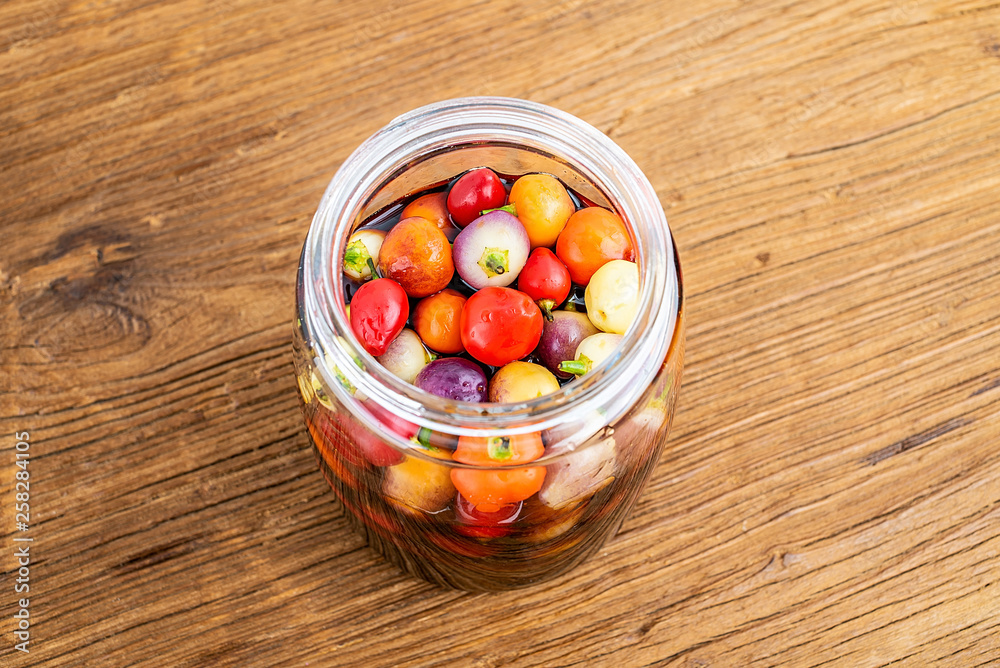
[487,436,513,461]
[478,247,510,278]
[559,354,593,376]
[343,239,373,277]
[481,203,517,216]
[537,299,557,321]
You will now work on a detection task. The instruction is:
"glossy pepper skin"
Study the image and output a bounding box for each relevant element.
[401,191,451,231]
[453,493,523,538]
[451,432,546,512]
[507,173,575,248]
[349,278,409,356]
[447,168,507,227]
[556,207,634,285]
[378,216,455,298]
[459,287,543,367]
[414,289,467,354]
[517,247,572,320]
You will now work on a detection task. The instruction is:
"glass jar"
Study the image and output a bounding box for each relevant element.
[293,97,684,591]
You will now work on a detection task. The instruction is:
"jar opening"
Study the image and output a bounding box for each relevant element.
[302,97,679,453]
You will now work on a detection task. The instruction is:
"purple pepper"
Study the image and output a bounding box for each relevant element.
[414,358,488,402]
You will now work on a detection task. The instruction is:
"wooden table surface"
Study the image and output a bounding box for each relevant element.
[3,0,1000,665]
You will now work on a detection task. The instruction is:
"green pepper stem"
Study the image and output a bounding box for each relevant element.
[538,299,556,321]
[559,355,593,376]
[343,239,372,277]
[481,203,517,216]
[487,436,513,461]
[478,247,510,278]
[366,257,381,279]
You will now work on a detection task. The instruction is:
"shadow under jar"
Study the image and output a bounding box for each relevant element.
[293,97,684,591]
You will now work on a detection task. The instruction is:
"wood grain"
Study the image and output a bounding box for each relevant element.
[2,0,999,665]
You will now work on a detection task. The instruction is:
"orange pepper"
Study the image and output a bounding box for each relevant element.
[414,289,467,354]
[555,207,634,286]
[401,191,451,232]
[450,433,546,512]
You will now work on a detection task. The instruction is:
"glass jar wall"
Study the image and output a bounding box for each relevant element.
[293,98,684,590]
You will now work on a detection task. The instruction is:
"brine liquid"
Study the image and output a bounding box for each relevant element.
[294,173,684,590]
[342,173,594,382]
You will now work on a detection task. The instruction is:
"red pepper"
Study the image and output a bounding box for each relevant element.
[351,400,414,466]
[517,247,572,320]
[453,494,523,538]
[349,278,409,356]
[459,287,543,367]
[447,168,507,227]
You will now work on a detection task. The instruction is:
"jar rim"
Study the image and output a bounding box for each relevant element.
[302,96,679,452]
